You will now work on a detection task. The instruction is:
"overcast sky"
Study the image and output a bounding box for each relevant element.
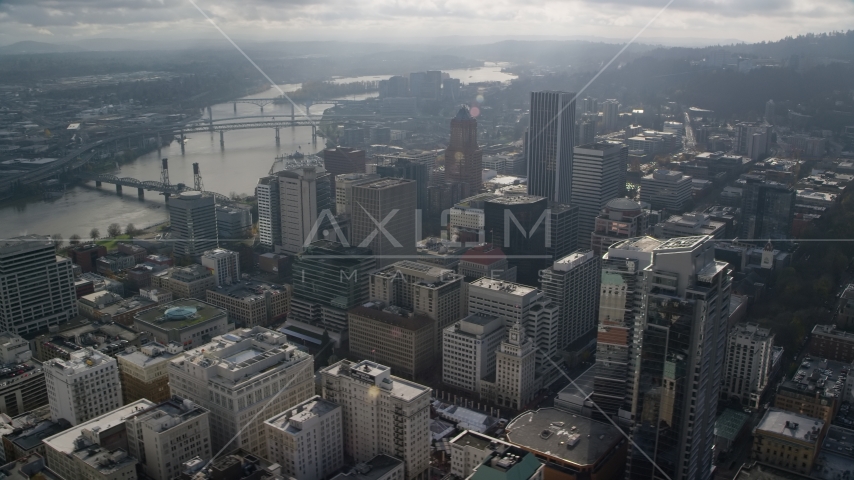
[1,0,853,47]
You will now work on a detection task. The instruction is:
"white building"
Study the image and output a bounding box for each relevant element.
[200,248,240,287]
[539,251,600,350]
[481,323,536,411]
[42,399,155,480]
[721,323,775,409]
[442,315,505,393]
[43,348,123,425]
[467,278,559,369]
[0,235,77,335]
[167,326,315,457]
[321,360,431,480]
[125,397,212,480]
[256,175,281,248]
[640,169,693,213]
[265,395,343,480]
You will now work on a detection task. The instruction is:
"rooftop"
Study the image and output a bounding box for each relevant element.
[265,396,339,434]
[115,342,183,368]
[125,396,208,433]
[607,236,663,254]
[656,235,709,251]
[0,234,51,256]
[814,425,854,480]
[43,399,156,454]
[754,408,824,444]
[811,324,854,341]
[470,447,542,480]
[780,356,849,400]
[505,407,621,467]
[485,195,546,206]
[134,299,226,330]
[323,360,429,402]
[450,430,508,452]
[460,244,507,266]
[0,454,64,480]
[45,348,115,376]
[715,409,750,442]
[209,277,288,302]
[469,278,539,297]
[329,455,403,480]
[349,303,435,332]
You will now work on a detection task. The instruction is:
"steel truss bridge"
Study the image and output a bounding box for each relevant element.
[76,173,231,203]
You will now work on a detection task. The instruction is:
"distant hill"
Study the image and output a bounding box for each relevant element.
[0,41,86,55]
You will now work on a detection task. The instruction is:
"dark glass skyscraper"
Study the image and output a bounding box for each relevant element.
[443,106,482,195]
[526,91,576,205]
[740,176,795,240]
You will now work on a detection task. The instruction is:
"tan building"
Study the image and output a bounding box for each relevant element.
[370,260,464,351]
[479,323,537,411]
[150,264,215,299]
[124,397,211,480]
[167,327,314,457]
[774,356,845,424]
[116,342,184,404]
[265,396,343,480]
[348,303,435,379]
[206,278,290,328]
[751,409,825,475]
[321,360,431,480]
[505,408,627,480]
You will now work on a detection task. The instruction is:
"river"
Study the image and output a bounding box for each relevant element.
[1,64,517,238]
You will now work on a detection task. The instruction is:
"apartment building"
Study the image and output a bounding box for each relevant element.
[265,395,343,480]
[43,348,123,426]
[721,323,776,409]
[116,342,184,404]
[442,315,504,393]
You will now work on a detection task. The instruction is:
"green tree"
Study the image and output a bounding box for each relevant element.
[107,223,122,238]
[90,228,100,241]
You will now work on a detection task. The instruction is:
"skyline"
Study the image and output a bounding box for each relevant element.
[1,0,854,48]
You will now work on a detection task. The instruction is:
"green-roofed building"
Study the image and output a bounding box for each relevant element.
[468,447,544,480]
[715,408,750,453]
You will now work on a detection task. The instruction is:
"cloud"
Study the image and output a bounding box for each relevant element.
[0,0,852,44]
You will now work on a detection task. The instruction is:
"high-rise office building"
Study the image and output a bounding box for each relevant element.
[200,248,240,287]
[548,203,580,262]
[265,396,344,480]
[593,236,662,422]
[764,100,775,124]
[321,360,431,480]
[351,178,417,269]
[167,191,218,259]
[489,322,537,410]
[167,326,315,456]
[377,158,430,212]
[387,75,410,97]
[629,236,731,480]
[442,315,505,393]
[589,198,650,256]
[370,260,464,350]
[467,278,559,369]
[335,173,381,216]
[348,303,435,379]
[571,142,627,246]
[443,107,483,195]
[44,348,123,425]
[483,195,550,284]
[0,235,77,334]
[278,166,333,254]
[640,169,693,213]
[116,342,183,405]
[539,251,600,351]
[740,176,795,240]
[324,147,367,189]
[290,240,375,333]
[602,99,619,133]
[721,323,775,409]
[576,120,596,146]
[256,175,282,248]
[527,91,576,204]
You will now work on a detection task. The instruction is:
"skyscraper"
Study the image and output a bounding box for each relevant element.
[483,195,550,284]
[200,248,240,286]
[589,198,650,257]
[740,176,795,240]
[443,106,483,195]
[290,240,375,333]
[764,99,775,124]
[323,147,366,190]
[571,142,627,246]
[629,236,730,480]
[592,236,662,422]
[539,251,600,351]
[377,158,430,211]
[167,191,217,259]
[278,166,333,254]
[351,178,417,269]
[256,175,281,248]
[602,99,619,133]
[527,91,576,205]
[0,235,77,334]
